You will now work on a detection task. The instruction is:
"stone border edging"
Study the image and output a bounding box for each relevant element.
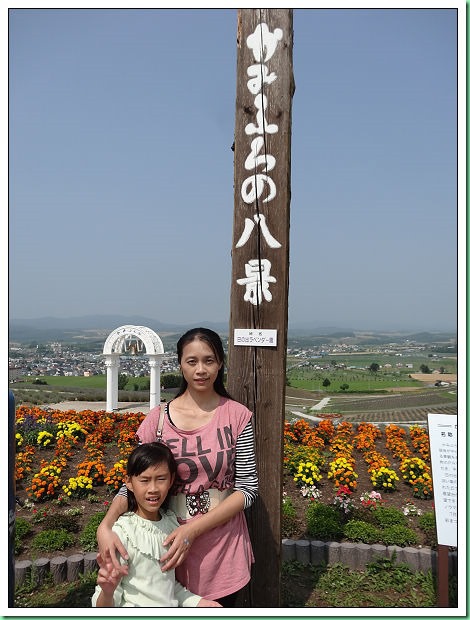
[15,541,458,589]
[15,552,98,588]
[282,539,457,577]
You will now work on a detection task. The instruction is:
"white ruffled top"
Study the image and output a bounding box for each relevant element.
[91,510,201,607]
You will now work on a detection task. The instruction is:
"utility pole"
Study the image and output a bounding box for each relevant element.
[227,8,294,607]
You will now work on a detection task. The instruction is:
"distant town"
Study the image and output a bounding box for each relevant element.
[8,332,457,383]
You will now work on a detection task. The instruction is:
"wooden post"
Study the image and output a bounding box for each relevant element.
[227,9,294,607]
[437,544,449,607]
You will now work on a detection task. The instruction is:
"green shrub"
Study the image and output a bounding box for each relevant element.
[305,502,343,540]
[372,506,406,528]
[343,519,381,544]
[31,529,75,552]
[14,518,32,555]
[79,511,107,551]
[282,496,298,538]
[418,511,437,547]
[43,513,81,533]
[380,524,419,547]
[15,517,32,539]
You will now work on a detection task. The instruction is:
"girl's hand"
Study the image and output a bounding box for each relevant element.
[160,525,195,572]
[97,524,129,575]
[96,552,123,594]
[197,599,222,607]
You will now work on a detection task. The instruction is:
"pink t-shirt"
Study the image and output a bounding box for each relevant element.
[136,397,255,600]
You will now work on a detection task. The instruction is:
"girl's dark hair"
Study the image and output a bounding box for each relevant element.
[175,327,233,399]
[126,442,177,513]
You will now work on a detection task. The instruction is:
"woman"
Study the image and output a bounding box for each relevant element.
[97,327,258,606]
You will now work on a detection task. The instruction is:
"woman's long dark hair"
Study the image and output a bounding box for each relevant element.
[174,327,233,399]
[126,442,177,513]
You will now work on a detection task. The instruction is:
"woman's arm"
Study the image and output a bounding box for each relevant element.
[233,420,258,507]
[96,493,129,572]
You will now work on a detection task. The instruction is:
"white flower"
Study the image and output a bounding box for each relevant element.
[402,501,422,516]
[300,485,322,500]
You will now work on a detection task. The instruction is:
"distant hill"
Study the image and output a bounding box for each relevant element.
[9,315,457,345]
[9,315,228,343]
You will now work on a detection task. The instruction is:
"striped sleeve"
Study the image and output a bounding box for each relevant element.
[234,420,258,509]
[116,484,128,498]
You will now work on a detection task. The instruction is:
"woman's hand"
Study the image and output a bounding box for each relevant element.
[96,522,129,575]
[197,599,222,607]
[160,524,196,572]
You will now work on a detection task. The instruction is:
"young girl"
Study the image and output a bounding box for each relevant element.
[98,327,258,606]
[92,442,221,607]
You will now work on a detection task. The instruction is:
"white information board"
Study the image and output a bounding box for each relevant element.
[427,413,457,547]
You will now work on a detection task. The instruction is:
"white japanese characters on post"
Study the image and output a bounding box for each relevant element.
[236,23,283,306]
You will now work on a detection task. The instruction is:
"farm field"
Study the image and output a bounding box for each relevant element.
[286,351,456,394]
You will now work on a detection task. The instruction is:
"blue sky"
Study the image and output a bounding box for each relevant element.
[7,6,463,332]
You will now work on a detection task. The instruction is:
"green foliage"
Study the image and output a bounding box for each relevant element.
[322,378,331,388]
[15,570,98,607]
[43,513,81,533]
[15,517,32,539]
[282,496,298,537]
[139,378,150,390]
[365,556,415,591]
[78,511,107,551]
[305,559,438,607]
[418,511,437,547]
[343,519,381,544]
[372,506,407,528]
[31,529,75,552]
[380,524,420,547]
[161,373,182,389]
[15,518,33,555]
[117,373,128,390]
[305,502,343,540]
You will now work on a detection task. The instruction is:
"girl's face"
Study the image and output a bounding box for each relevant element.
[125,462,174,521]
[180,338,222,393]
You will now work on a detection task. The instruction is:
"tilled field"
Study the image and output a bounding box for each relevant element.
[286,387,457,425]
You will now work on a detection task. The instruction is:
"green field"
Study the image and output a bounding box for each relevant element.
[23,375,108,388]
[16,375,153,389]
[286,352,456,393]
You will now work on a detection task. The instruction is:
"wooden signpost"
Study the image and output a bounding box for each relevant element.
[227,8,294,607]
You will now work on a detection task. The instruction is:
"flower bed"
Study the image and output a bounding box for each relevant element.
[282,418,437,547]
[14,407,437,562]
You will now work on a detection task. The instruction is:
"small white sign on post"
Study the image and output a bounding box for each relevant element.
[233,328,277,347]
[427,413,457,547]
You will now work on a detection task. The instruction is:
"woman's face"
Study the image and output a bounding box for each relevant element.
[180,338,222,393]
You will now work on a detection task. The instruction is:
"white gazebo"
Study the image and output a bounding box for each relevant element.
[102,325,165,413]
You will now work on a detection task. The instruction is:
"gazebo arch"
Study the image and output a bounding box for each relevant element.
[102,325,165,413]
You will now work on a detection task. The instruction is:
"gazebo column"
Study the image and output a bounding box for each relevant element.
[147,354,164,411]
[104,354,120,412]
